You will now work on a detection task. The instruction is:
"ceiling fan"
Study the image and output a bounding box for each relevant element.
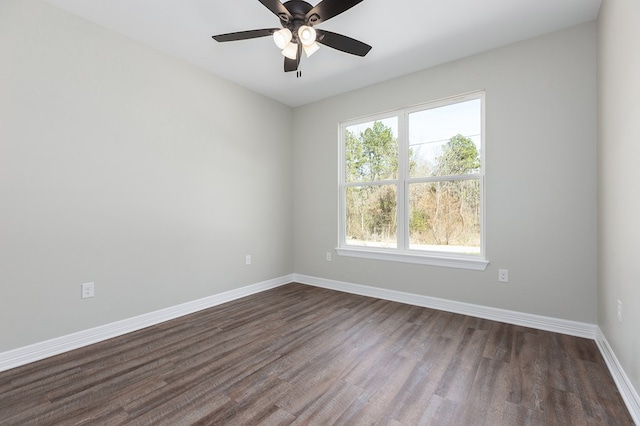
[212,0,372,73]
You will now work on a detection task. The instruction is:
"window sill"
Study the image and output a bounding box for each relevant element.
[335,247,489,271]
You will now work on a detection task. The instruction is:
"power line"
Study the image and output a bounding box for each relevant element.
[409,133,481,146]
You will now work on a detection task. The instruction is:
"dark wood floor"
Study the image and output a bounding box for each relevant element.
[0,283,633,425]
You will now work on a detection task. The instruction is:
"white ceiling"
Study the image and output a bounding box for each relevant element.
[43,0,601,107]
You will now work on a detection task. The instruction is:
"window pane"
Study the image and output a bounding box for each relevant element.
[345,118,398,182]
[409,99,481,178]
[346,185,397,248]
[409,180,480,254]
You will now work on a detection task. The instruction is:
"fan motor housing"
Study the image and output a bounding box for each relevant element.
[280,1,315,26]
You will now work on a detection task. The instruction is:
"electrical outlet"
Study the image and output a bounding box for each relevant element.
[81,282,94,299]
[617,300,623,322]
[326,252,332,262]
[245,255,252,265]
[498,269,509,283]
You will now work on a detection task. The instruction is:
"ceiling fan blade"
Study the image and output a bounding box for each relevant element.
[284,56,297,72]
[284,43,302,72]
[316,30,371,56]
[212,28,278,42]
[306,0,364,25]
[258,0,292,21]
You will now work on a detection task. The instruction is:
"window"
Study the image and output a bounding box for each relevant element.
[337,92,488,270]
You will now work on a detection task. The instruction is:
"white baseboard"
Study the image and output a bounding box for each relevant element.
[293,274,597,338]
[595,329,640,424]
[2,273,637,424]
[0,275,293,373]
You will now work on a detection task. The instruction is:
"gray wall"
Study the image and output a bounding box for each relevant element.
[0,0,293,352]
[293,22,598,323]
[0,1,602,356]
[598,0,640,397]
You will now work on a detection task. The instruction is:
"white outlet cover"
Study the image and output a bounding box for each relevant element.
[81,282,95,298]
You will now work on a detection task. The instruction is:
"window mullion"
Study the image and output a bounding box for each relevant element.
[343,179,398,188]
[397,112,408,251]
[407,174,483,184]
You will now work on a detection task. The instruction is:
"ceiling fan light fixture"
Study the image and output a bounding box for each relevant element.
[298,25,317,46]
[273,28,292,49]
[212,0,372,73]
[303,41,320,57]
[281,42,298,60]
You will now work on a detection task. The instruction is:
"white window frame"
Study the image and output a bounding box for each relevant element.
[336,92,488,271]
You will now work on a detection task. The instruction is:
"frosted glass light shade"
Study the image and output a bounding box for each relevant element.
[273,28,292,49]
[303,42,320,57]
[298,25,316,46]
[282,42,298,60]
